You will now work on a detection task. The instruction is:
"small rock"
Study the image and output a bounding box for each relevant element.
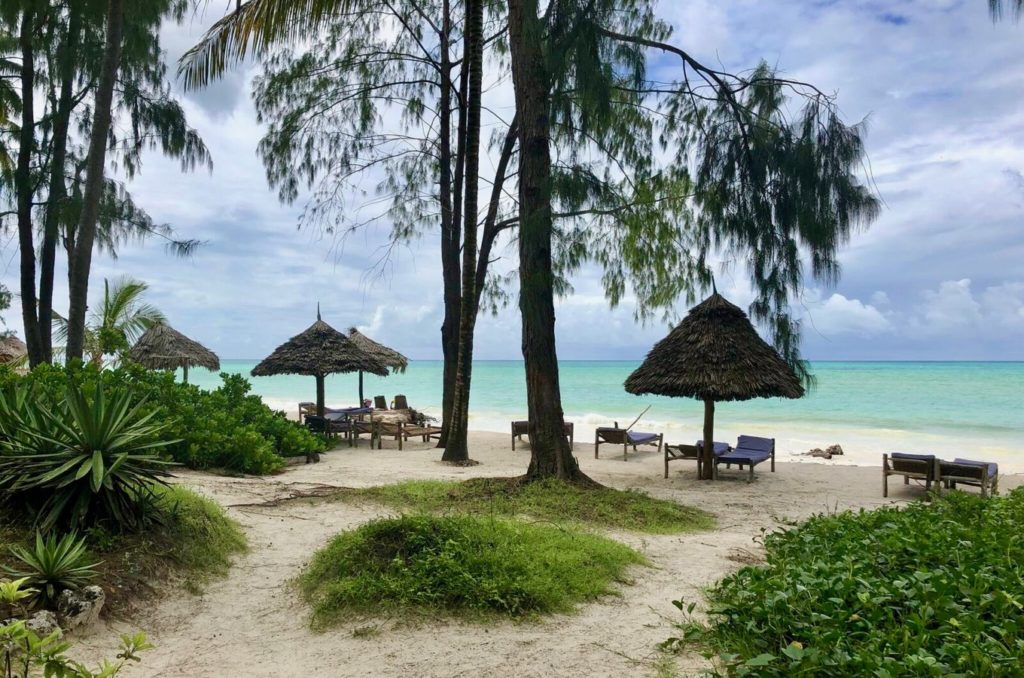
[24,610,60,637]
[56,585,105,631]
[826,444,844,456]
[806,448,832,459]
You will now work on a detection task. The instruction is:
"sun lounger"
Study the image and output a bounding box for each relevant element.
[595,424,663,460]
[374,421,405,450]
[938,458,998,498]
[374,395,388,410]
[664,443,702,478]
[705,436,775,482]
[511,420,575,450]
[393,394,409,410]
[882,452,937,497]
[403,423,444,443]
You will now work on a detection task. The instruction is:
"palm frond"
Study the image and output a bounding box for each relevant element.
[178,0,357,90]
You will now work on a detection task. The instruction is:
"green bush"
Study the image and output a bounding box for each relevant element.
[0,382,173,530]
[301,514,645,626]
[5,532,99,607]
[0,363,324,475]
[669,489,1024,676]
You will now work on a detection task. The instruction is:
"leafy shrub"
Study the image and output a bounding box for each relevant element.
[669,489,1024,676]
[0,363,324,475]
[301,514,645,627]
[5,533,99,607]
[0,578,151,678]
[0,382,172,530]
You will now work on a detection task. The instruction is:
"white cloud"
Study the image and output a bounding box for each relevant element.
[802,293,893,338]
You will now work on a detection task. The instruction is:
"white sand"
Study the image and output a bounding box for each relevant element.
[76,431,1022,677]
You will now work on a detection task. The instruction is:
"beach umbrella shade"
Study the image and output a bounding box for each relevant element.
[624,292,805,479]
[347,327,408,404]
[0,335,27,365]
[129,323,220,383]
[251,312,389,417]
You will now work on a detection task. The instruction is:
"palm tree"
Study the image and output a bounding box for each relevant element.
[55,276,166,368]
[990,0,1023,20]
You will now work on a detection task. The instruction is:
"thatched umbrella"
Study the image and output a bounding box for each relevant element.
[251,311,388,416]
[347,327,408,404]
[129,323,220,383]
[625,293,804,479]
[0,335,27,364]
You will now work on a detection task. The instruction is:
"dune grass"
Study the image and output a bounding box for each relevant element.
[301,514,645,627]
[342,477,714,534]
[0,484,246,611]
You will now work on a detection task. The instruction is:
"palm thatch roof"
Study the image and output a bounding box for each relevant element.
[0,335,27,364]
[252,317,389,378]
[347,328,408,373]
[625,293,804,402]
[129,324,220,371]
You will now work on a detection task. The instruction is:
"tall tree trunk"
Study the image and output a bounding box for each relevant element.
[442,0,485,463]
[508,0,586,481]
[437,0,461,447]
[16,7,43,368]
[38,3,82,363]
[66,0,124,363]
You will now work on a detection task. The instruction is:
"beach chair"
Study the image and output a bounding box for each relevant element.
[595,423,663,461]
[403,422,444,444]
[374,421,405,450]
[938,458,999,498]
[664,443,702,478]
[374,395,388,410]
[393,394,409,410]
[299,401,316,420]
[710,436,775,482]
[511,420,574,450]
[882,452,937,497]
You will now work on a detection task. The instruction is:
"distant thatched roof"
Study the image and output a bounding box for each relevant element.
[0,335,27,363]
[347,328,408,373]
[129,324,220,371]
[252,317,389,378]
[625,293,804,402]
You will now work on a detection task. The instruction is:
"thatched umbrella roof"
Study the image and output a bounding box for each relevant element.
[0,335,27,364]
[129,324,219,382]
[252,312,388,416]
[346,328,408,406]
[625,293,804,401]
[625,293,804,479]
[347,328,408,373]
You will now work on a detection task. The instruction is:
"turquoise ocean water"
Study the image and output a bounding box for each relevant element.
[186,361,1024,469]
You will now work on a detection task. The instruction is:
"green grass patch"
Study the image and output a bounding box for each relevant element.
[0,484,246,612]
[668,488,1024,675]
[343,477,714,534]
[301,514,645,626]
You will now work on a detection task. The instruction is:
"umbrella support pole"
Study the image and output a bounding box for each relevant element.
[358,371,364,406]
[182,364,189,384]
[316,374,326,417]
[702,398,715,480]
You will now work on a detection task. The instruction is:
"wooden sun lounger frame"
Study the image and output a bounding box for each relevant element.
[664,443,702,478]
[594,423,663,461]
[510,421,574,450]
[882,453,937,497]
[938,460,998,498]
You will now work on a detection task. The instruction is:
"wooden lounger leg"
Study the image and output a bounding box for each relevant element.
[664,451,668,479]
[748,464,754,483]
[594,435,599,459]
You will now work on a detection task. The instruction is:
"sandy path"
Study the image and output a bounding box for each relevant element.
[76,432,1022,677]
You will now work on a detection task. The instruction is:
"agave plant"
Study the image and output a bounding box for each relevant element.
[0,382,175,531]
[5,532,99,607]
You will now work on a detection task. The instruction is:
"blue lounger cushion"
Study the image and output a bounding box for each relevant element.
[627,431,660,444]
[891,452,935,462]
[719,448,771,464]
[696,440,731,456]
[953,458,998,477]
[736,435,773,453]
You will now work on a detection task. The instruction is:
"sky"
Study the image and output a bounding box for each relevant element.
[2,0,1023,361]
